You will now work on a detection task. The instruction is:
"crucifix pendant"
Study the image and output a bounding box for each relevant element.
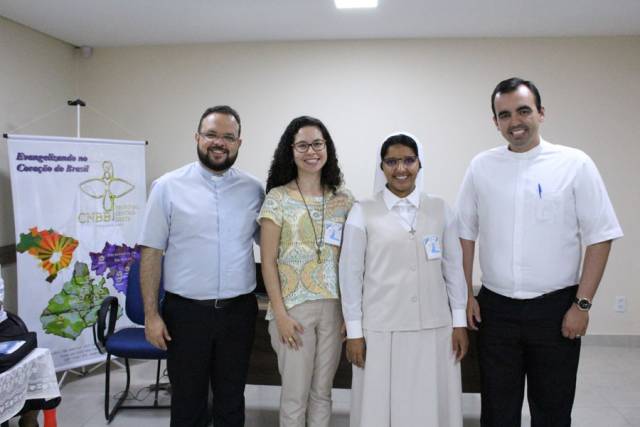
[316,248,322,263]
[409,228,416,235]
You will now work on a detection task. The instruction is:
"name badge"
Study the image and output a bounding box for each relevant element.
[423,235,442,260]
[324,221,343,246]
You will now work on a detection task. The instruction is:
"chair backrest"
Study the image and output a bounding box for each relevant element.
[125,258,164,326]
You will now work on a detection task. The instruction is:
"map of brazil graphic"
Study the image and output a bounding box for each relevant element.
[16,227,79,282]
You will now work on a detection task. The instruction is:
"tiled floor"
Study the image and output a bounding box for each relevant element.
[9,344,640,426]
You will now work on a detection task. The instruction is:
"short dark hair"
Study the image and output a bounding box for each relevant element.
[380,134,419,159]
[197,105,241,136]
[491,77,542,118]
[265,116,343,194]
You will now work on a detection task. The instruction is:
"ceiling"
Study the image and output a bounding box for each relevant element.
[1,0,639,47]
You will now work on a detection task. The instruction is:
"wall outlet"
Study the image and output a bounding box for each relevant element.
[615,296,626,313]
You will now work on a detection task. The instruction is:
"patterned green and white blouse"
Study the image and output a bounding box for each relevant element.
[258,184,354,320]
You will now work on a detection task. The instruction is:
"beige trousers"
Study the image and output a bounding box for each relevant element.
[268,299,343,427]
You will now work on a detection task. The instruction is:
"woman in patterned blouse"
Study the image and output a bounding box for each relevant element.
[259,116,354,427]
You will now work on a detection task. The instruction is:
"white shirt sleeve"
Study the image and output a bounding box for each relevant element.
[456,165,479,241]
[574,155,624,246]
[442,204,468,327]
[339,203,366,339]
[139,179,170,250]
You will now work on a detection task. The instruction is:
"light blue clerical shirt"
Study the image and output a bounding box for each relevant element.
[139,161,264,299]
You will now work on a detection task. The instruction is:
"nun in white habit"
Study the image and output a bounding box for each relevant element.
[339,133,468,427]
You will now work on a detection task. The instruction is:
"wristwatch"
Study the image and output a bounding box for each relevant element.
[574,297,592,311]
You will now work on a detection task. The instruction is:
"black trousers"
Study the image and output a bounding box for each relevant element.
[477,286,581,427]
[162,291,258,427]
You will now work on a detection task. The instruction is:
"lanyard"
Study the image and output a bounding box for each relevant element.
[295,179,325,263]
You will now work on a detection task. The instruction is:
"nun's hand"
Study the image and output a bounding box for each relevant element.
[467,296,482,330]
[346,337,366,369]
[452,327,468,362]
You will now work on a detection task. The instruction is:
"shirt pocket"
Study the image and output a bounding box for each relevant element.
[535,191,564,223]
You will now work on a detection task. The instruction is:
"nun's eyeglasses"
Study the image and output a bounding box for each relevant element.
[382,156,418,168]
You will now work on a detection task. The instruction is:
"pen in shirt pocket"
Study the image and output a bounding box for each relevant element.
[537,183,542,199]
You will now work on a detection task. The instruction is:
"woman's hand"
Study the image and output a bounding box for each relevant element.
[452,327,469,362]
[346,338,366,368]
[275,312,305,350]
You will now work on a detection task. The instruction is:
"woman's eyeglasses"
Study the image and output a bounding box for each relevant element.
[292,140,326,153]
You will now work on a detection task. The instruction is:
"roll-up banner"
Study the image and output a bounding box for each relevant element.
[7,134,146,371]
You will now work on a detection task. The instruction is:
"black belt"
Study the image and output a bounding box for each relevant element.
[481,285,578,301]
[531,285,578,300]
[165,291,250,309]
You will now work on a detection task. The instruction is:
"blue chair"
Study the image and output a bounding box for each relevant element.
[94,258,169,423]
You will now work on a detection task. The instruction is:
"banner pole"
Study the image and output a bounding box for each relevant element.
[67,99,86,138]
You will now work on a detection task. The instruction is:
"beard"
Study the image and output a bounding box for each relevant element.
[197,144,238,172]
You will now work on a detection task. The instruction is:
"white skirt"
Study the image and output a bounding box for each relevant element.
[350,326,463,427]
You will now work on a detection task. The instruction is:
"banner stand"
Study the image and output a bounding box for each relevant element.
[4,100,147,389]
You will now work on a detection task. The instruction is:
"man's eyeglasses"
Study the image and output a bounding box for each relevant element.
[198,132,238,144]
[292,140,326,153]
[382,156,419,168]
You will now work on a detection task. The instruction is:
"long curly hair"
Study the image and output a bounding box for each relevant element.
[265,116,343,194]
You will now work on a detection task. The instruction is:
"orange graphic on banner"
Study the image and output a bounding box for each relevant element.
[16,227,79,282]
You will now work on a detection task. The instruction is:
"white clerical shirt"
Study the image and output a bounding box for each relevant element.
[456,140,623,299]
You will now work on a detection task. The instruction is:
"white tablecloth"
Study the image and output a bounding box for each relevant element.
[0,348,60,423]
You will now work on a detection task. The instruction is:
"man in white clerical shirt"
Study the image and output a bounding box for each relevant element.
[456,77,623,427]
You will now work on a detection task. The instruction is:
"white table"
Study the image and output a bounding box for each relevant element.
[0,348,61,423]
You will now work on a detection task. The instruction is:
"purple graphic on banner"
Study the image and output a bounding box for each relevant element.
[89,242,140,293]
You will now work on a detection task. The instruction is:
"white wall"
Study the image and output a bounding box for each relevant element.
[1,19,638,334]
[0,17,77,245]
[0,17,77,310]
[76,38,639,336]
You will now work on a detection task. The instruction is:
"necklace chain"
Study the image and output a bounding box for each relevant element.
[295,179,325,263]
[396,208,417,235]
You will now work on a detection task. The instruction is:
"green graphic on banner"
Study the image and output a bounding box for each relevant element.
[40,261,121,340]
[79,160,135,212]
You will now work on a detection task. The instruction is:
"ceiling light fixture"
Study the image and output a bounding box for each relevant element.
[335,0,378,9]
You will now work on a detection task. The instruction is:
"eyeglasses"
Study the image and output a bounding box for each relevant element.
[382,156,419,168]
[292,140,326,153]
[198,132,238,144]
